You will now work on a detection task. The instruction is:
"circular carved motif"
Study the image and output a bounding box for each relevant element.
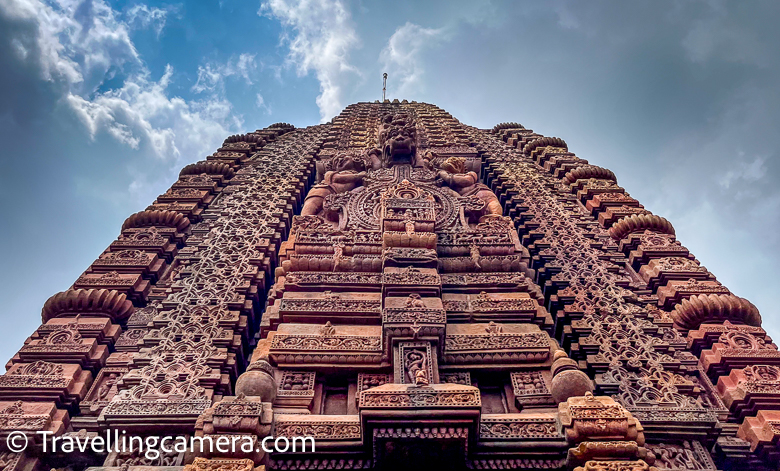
[346,181,459,230]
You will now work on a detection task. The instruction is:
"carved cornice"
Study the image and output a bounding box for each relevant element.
[102,399,210,417]
[359,384,480,409]
[279,298,381,314]
[479,415,561,439]
[122,209,190,232]
[275,415,361,440]
[382,308,446,324]
[270,334,382,351]
[42,288,134,322]
[445,332,550,352]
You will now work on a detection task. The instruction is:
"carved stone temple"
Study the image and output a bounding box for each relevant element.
[2,101,776,471]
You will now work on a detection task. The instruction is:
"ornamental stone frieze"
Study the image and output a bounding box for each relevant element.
[2,103,773,471]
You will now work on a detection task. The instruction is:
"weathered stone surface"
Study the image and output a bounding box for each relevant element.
[2,103,771,470]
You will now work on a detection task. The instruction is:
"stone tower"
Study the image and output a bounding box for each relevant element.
[0,101,776,471]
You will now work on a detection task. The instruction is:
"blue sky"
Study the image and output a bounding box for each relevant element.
[0,0,778,363]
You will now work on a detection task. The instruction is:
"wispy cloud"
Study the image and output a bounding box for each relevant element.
[192,53,259,93]
[126,3,179,37]
[719,155,767,190]
[260,0,359,122]
[256,93,272,114]
[380,22,444,98]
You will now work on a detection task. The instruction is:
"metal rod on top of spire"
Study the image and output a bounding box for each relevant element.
[382,73,387,102]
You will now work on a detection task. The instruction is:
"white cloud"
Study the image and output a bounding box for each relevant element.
[719,154,767,189]
[0,0,139,90]
[0,0,242,190]
[260,0,359,122]
[126,4,177,37]
[192,53,258,94]
[192,63,223,94]
[256,93,272,114]
[68,64,238,160]
[380,22,444,98]
[235,53,257,83]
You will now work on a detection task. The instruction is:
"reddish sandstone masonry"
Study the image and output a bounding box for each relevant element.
[0,103,770,471]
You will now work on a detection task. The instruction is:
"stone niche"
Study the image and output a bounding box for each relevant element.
[274,371,316,413]
[78,366,129,419]
[358,383,481,470]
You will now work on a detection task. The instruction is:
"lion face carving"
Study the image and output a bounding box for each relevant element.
[378,113,417,166]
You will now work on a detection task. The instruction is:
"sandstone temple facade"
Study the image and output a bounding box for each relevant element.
[1,101,776,471]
